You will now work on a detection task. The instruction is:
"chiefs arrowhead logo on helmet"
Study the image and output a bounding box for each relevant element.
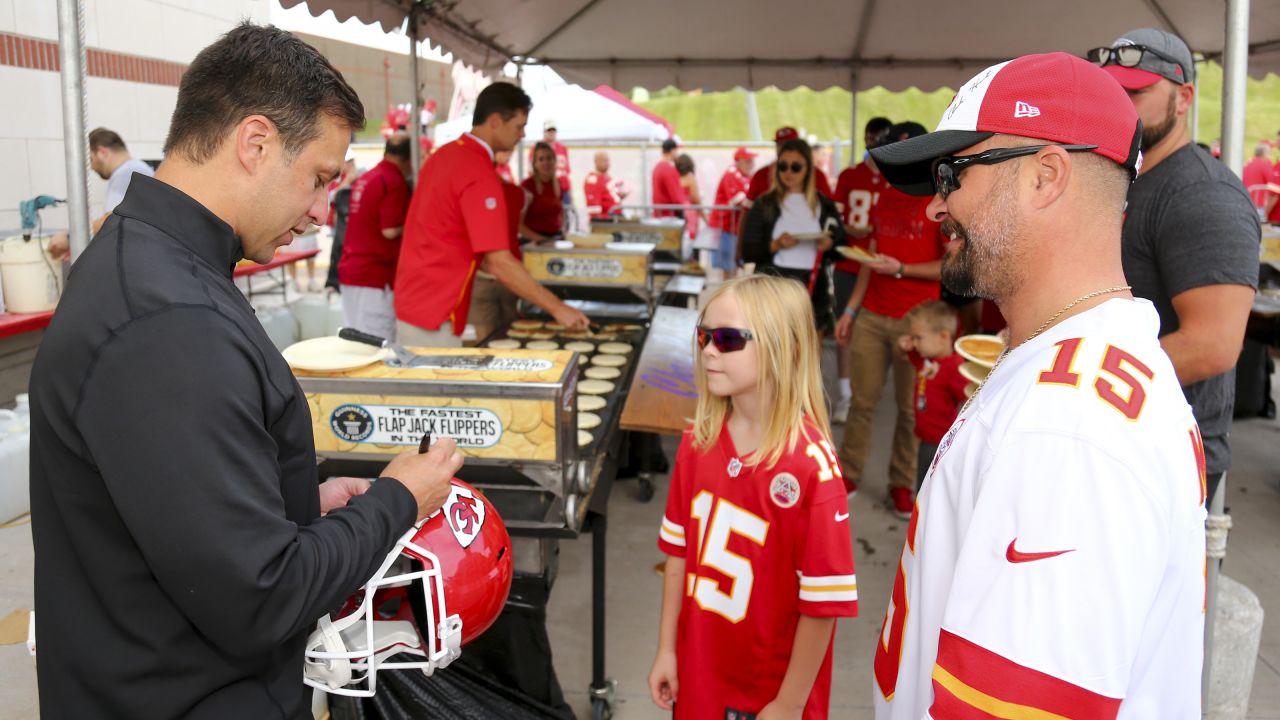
[444,485,486,548]
[304,478,513,697]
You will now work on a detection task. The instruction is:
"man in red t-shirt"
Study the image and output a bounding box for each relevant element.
[1266,142,1280,224]
[651,138,686,218]
[395,83,588,346]
[833,121,945,519]
[338,133,412,341]
[584,151,626,221]
[1242,143,1274,209]
[832,117,893,419]
[707,147,755,276]
[746,127,835,204]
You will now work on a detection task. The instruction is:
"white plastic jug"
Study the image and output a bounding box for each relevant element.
[0,409,30,523]
[0,236,61,313]
[291,294,334,341]
[325,295,344,336]
[13,393,29,421]
[256,305,299,352]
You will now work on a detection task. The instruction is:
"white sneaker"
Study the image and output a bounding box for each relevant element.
[833,396,851,424]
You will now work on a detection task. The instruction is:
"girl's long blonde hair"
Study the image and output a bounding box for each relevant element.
[692,274,831,469]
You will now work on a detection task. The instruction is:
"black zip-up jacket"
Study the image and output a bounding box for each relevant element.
[29,174,416,719]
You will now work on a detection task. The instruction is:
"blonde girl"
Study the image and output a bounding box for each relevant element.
[648,274,858,720]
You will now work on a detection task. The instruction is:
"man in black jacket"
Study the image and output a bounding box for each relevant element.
[29,23,461,719]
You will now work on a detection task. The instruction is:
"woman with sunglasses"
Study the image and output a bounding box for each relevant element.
[649,274,857,720]
[520,142,564,243]
[740,139,846,331]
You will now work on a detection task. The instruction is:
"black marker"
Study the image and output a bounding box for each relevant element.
[418,433,432,454]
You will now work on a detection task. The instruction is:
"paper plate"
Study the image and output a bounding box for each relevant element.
[958,362,991,385]
[836,245,877,263]
[954,334,1005,368]
[282,336,388,372]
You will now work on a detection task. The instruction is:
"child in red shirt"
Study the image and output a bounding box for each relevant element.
[897,300,971,490]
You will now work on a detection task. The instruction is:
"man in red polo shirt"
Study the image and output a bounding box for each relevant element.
[651,138,685,218]
[745,127,835,203]
[395,82,588,346]
[834,122,945,519]
[584,151,626,221]
[338,132,412,340]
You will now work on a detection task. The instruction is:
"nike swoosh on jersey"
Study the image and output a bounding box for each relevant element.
[834,511,850,522]
[1006,539,1075,564]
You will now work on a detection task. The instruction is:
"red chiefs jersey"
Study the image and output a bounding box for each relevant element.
[658,420,858,720]
[908,351,970,445]
[833,163,884,273]
[862,187,946,319]
[709,166,751,235]
[1268,163,1280,224]
[746,164,834,202]
[501,179,527,258]
[583,170,621,220]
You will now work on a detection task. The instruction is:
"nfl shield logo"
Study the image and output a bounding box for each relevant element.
[444,485,487,548]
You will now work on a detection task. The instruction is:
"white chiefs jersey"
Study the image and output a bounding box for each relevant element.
[874,298,1207,719]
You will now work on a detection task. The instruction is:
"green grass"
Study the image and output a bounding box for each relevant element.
[637,62,1280,163]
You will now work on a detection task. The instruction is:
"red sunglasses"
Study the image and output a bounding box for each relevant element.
[696,325,755,353]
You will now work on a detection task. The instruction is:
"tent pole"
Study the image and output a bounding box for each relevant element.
[408,3,422,181]
[744,88,762,143]
[849,71,859,169]
[1220,0,1249,176]
[57,0,90,261]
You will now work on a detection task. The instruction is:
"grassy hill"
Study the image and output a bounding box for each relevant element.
[638,62,1280,163]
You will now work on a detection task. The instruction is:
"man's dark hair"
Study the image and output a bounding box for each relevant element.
[164,22,364,163]
[662,138,679,154]
[864,117,892,138]
[385,134,412,160]
[88,128,126,152]
[471,82,532,126]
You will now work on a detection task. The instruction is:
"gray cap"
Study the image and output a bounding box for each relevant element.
[1098,28,1194,88]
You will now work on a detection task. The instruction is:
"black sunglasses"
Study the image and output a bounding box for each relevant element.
[930,144,1099,198]
[776,161,806,174]
[1086,45,1187,80]
[696,325,755,353]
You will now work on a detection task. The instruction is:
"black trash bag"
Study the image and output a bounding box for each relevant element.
[328,654,569,720]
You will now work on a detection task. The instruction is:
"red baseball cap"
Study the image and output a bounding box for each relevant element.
[733,147,758,161]
[774,127,800,143]
[870,52,1142,196]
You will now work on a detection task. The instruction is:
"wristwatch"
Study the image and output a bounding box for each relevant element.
[894,261,906,279]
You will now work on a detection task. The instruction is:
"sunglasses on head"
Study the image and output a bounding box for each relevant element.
[696,325,755,353]
[1086,44,1186,80]
[930,144,1099,199]
[777,161,806,174]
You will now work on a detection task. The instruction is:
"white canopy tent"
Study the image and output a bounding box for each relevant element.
[433,80,673,145]
[55,0,1280,255]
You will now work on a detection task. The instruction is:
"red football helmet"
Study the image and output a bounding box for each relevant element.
[304,479,513,697]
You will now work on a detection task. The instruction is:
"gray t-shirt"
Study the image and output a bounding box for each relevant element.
[1121,143,1259,475]
[105,157,155,213]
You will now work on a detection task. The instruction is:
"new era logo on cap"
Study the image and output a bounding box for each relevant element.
[1014,101,1041,118]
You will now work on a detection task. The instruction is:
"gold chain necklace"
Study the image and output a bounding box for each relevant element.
[959,285,1132,415]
